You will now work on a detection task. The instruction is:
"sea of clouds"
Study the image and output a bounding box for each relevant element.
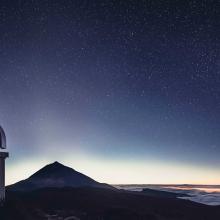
[116,185,220,206]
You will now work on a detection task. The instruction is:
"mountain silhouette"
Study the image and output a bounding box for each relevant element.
[3,162,220,220]
[7,161,113,191]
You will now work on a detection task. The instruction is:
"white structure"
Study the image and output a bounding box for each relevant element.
[0,127,8,204]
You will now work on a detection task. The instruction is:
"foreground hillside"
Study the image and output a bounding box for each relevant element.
[1,187,220,220]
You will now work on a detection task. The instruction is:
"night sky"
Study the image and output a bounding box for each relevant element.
[1,0,220,185]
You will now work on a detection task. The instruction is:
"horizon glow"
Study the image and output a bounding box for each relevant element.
[6,153,220,185]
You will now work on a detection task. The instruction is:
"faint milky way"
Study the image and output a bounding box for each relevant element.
[0,0,220,184]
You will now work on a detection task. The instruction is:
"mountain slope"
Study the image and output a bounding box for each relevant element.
[7,161,113,191]
[2,187,220,220]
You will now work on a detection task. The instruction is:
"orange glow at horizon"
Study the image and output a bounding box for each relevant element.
[5,154,220,186]
[166,186,220,193]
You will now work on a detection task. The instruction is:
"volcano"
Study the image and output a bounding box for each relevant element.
[7,161,112,191]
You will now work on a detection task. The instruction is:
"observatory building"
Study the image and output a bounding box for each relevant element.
[0,126,8,204]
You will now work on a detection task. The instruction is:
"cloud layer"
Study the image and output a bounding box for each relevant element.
[117,185,220,206]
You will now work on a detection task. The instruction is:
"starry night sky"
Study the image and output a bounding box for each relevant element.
[1,0,220,184]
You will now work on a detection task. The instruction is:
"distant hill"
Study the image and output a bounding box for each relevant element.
[141,188,188,198]
[7,161,113,191]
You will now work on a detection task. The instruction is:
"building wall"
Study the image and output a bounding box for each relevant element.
[0,158,5,202]
[0,152,8,203]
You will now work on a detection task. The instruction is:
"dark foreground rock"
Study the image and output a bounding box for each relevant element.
[1,187,220,220]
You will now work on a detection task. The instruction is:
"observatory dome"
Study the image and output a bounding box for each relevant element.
[0,126,6,149]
